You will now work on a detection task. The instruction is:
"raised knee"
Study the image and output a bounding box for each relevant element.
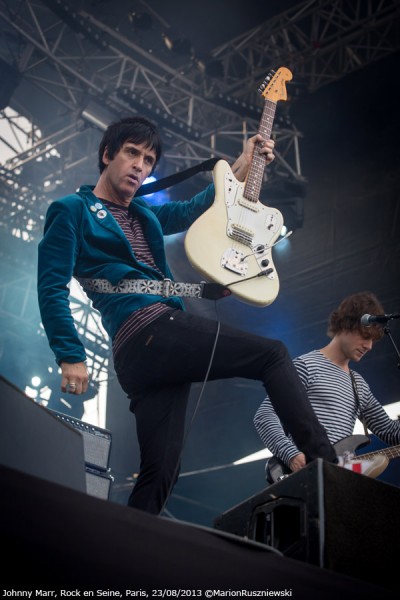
[271,339,289,360]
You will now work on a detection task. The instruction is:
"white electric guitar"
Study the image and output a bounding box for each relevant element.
[266,434,396,484]
[185,67,293,307]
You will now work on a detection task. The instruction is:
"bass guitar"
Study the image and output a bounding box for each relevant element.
[184,67,293,307]
[266,434,396,484]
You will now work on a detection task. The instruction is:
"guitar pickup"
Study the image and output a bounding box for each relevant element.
[228,223,254,247]
[238,197,259,212]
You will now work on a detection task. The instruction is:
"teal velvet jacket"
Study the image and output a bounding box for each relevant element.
[37,183,215,365]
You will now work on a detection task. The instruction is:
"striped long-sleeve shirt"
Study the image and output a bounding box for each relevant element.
[254,350,400,467]
[103,200,171,360]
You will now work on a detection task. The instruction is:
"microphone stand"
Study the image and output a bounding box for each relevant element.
[384,325,400,370]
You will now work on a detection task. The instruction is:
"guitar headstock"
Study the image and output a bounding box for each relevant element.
[258,67,293,103]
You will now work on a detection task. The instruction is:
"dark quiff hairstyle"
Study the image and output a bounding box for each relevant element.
[98,116,163,174]
[327,291,385,342]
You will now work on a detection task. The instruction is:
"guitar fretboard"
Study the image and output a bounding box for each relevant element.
[244,98,276,204]
[359,444,400,461]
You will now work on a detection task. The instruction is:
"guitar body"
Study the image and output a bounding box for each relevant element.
[185,160,284,307]
[266,434,373,484]
[333,434,370,456]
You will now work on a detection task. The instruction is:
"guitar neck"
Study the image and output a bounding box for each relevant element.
[359,444,400,461]
[244,98,276,203]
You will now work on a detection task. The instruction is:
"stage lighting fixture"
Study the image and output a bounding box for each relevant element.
[162,33,192,56]
[42,0,108,50]
[172,37,192,56]
[195,56,224,79]
[163,34,174,51]
[128,12,153,31]
[195,58,206,74]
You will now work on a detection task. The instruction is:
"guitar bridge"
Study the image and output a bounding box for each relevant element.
[221,248,248,276]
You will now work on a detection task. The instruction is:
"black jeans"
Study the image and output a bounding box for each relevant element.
[114,308,336,514]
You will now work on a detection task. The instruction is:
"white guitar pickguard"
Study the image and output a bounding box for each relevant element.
[223,171,282,279]
[184,160,284,307]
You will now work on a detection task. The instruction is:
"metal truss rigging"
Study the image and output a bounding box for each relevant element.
[0,0,304,184]
[0,0,399,419]
[0,0,398,189]
[200,0,400,96]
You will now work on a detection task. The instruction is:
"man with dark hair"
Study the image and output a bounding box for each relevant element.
[254,291,399,481]
[97,116,163,174]
[38,115,338,515]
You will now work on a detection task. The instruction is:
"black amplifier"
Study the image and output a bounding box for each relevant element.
[49,410,112,471]
[85,466,114,500]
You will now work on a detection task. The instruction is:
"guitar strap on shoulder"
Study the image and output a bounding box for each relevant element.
[135,158,219,196]
[350,370,369,436]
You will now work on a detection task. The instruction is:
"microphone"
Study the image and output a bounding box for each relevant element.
[361,313,400,326]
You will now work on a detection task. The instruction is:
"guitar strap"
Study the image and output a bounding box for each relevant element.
[135,158,219,196]
[349,370,369,436]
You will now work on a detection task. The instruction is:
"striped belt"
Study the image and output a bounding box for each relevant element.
[77,277,231,300]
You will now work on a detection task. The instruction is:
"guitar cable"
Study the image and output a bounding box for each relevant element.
[160,307,221,518]
[160,261,279,515]
[239,230,293,263]
[159,262,278,517]
[224,267,274,290]
[160,261,282,516]
[222,230,293,290]
[159,245,291,515]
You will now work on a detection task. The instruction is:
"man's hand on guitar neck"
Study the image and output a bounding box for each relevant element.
[232,134,275,181]
[289,452,306,472]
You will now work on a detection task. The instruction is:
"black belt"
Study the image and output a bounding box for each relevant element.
[77,278,231,300]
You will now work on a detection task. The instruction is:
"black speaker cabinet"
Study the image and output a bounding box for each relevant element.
[48,409,114,500]
[214,459,400,591]
[85,466,114,500]
[0,375,86,493]
[49,409,112,471]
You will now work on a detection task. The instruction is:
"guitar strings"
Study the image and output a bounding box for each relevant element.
[234,102,281,272]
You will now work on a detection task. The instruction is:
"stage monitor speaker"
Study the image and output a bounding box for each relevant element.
[214,459,400,591]
[0,375,86,493]
[49,409,112,471]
